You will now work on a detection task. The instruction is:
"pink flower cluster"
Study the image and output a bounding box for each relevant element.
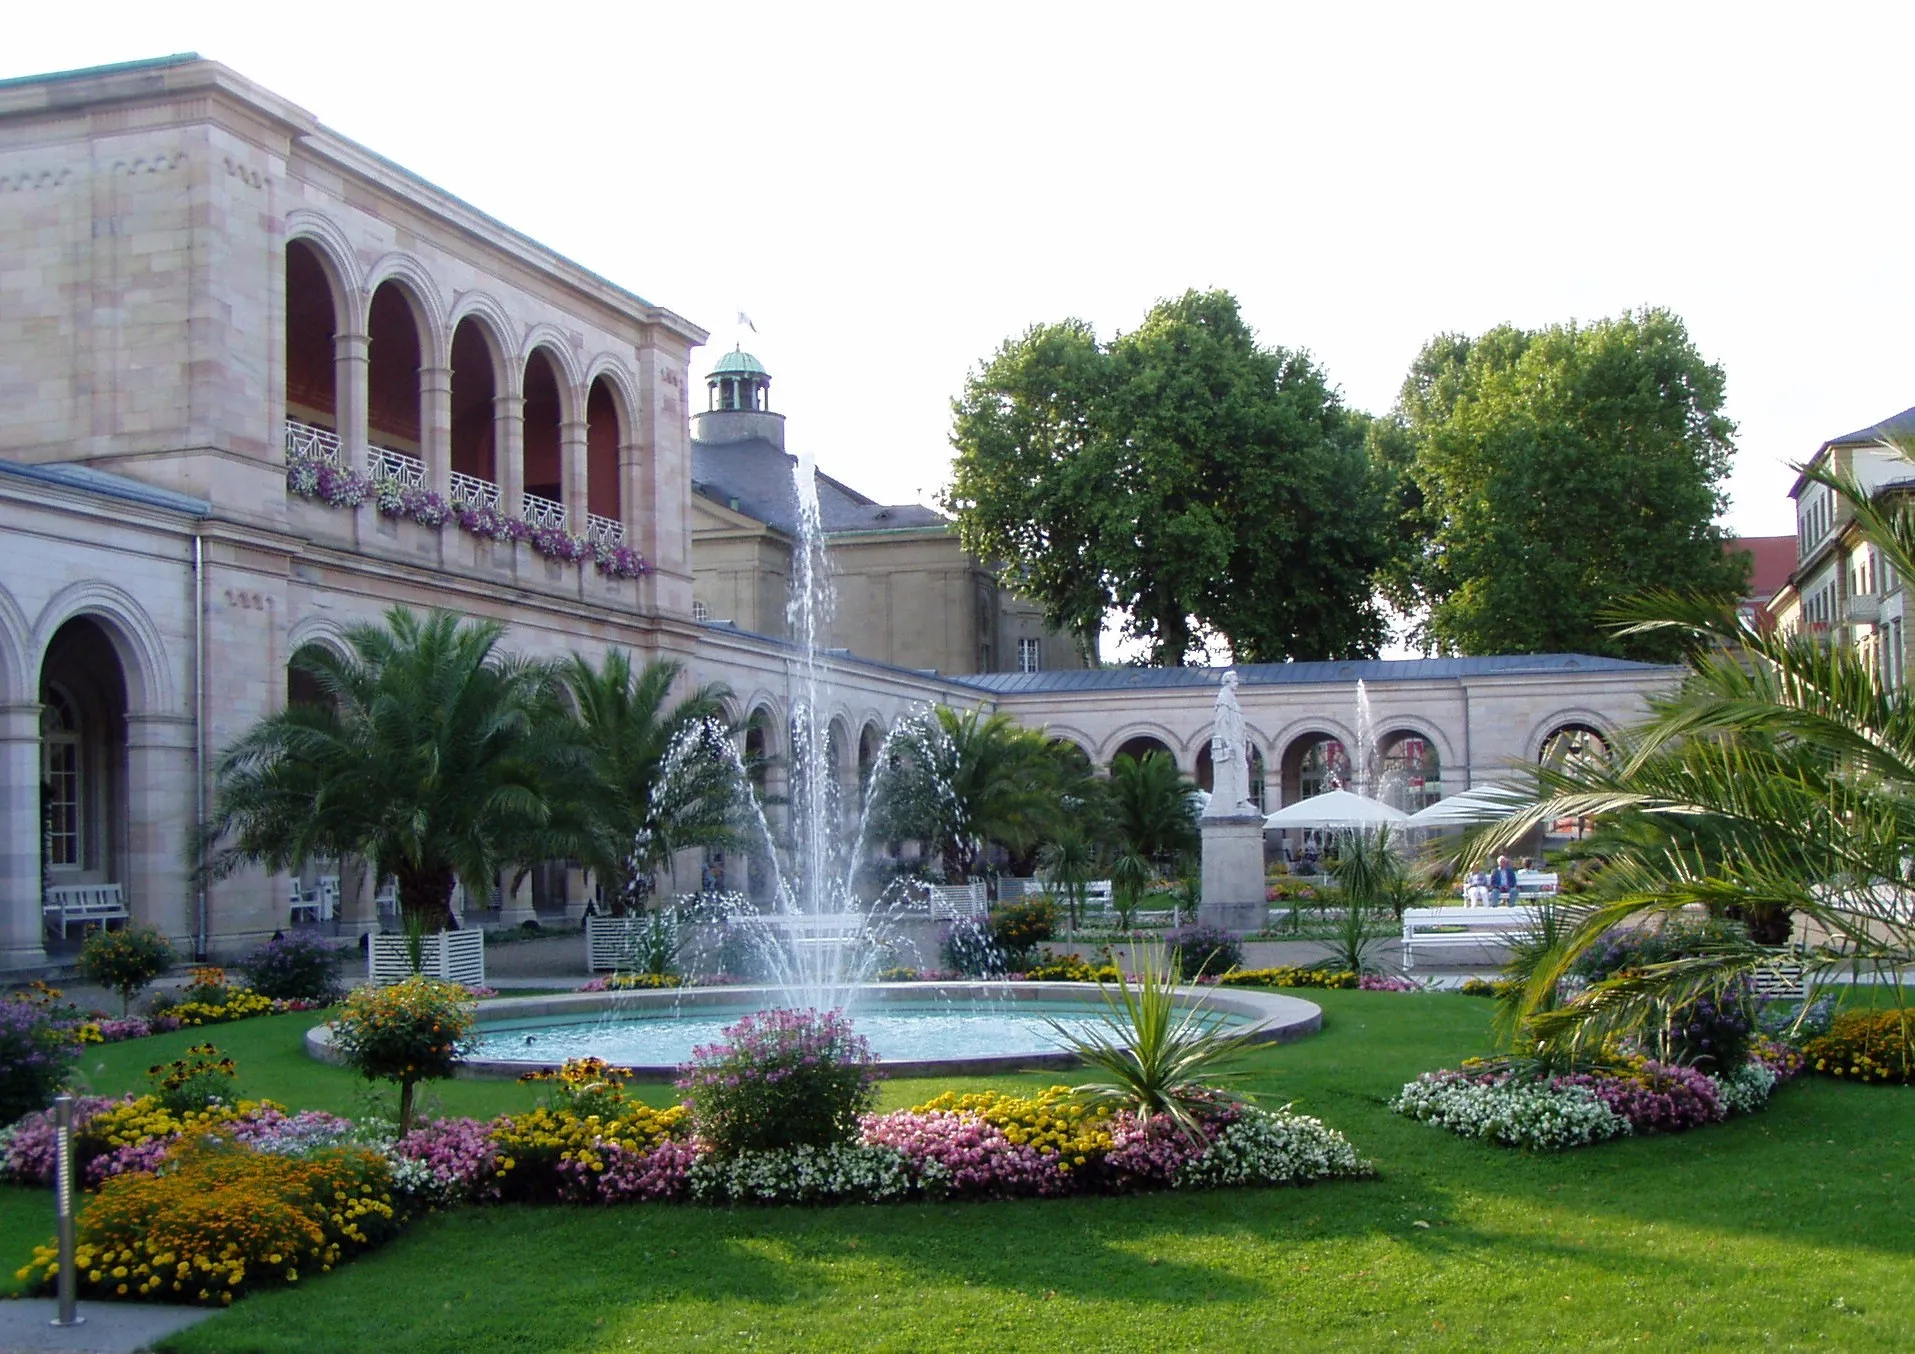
[555,1138,700,1204]
[2,1096,124,1185]
[393,1116,498,1202]
[1104,1107,1237,1186]
[1358,974,1420,992]
[858,1110,1070,1198]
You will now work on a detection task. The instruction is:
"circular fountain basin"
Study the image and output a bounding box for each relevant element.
[305,982,1321,1081]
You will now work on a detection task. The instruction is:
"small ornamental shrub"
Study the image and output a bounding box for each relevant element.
[1021,951,1122,983]
[1164,925,1244,980]
[1664,980,1755,1072]
[78,925,176,1016]
[0,998,80,1124]
[240,933,346,1002]
[938,917,1002,976]
[328,977,477,1134]
[1803,1008,1915,1084]
[678,1008,880,1157]
[988,899,1056,967]
[15,1140,400,1305]
[148,1044,239,1115]
[1458,977,1521,999]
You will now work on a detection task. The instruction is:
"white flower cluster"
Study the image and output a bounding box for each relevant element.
[1177,1108,1373,1188]
[1390,1077,1630,1151]
[384,1154,466,1208]
[1713,1061,1777,1116]
[689,1142,914,1205]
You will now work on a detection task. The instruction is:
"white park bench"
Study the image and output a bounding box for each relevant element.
[43,883,129,939]
[1402,905,1546,969]
[1517,870,1560,899]
[290,875,340,924]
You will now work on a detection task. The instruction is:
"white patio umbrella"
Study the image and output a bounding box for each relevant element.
[1262,789,1411,830]
[1406,784,1530,828]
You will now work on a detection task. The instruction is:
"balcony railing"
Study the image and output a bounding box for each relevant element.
[449,471,500,512]
[521,492,568,532]
[284,419,342,466]
[369,445,425,488]
[586,513,624,548]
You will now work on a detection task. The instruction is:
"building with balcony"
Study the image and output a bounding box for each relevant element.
[0,55,1679,970]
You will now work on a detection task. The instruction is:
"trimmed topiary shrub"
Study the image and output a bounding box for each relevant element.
[239,933,346,1002]
[78,924,175,1016]
[328,976,477,1134]
[677,1008,880,1156]
[1164,925,1244,980]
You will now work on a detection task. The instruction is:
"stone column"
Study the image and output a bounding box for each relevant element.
[420,365,452,498]
[0,703,47,971]
[333,332,371,474]
[559,417,589,532]
[124,713,196,952]
[495,392,524,518]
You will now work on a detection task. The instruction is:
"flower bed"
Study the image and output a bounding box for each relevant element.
[1218,966,1360,990]
[1802,1008,1915,1084]
[1390,1042,1801,1152]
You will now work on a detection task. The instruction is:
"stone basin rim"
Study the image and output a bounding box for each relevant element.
[304,981,1323,1082]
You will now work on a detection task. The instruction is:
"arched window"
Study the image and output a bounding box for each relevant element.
[41,688,81,868]
[1376,733,1441,812]
[1295,737,1348,799]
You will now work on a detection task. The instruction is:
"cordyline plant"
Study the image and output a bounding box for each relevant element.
[1460,439,1915,1059]
[1048,944,1255,1144]
[203,607,579,930]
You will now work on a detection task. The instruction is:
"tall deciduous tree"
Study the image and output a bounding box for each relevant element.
[946,291,1391,666]
[1384,308,1748,659]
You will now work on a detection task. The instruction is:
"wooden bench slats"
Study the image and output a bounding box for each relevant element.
[43,883,129,938]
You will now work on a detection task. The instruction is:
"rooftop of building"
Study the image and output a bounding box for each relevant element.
[708,347,768,378]
[1729,535,1795,600]
[0,459,210,516]
[691,434,947,535]
[951,652,1674,695]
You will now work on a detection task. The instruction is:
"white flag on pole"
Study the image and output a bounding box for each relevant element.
[737,309,757,332]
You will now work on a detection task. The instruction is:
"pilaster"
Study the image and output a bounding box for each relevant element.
[0,703,48,970]
[495,393,525,518]
[333,332,370,474]
[560,417,589,532]
[421,366,452,498]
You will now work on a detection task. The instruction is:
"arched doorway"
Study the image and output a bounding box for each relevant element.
[366,281,424,474]
[1540,723,1611,840]
[1110,735,1175,770]
[585,376,624,544]
[521,349,565,526]
[1281,734,1349,803]
[449,318,499,503]
[284,240,338,449]
[1374,731,1441,813]
[39,619,129,901]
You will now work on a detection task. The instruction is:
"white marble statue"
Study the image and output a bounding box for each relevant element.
[1206,669,1257,818]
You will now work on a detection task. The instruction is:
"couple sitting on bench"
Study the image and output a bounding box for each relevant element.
[1464,856,1523,907]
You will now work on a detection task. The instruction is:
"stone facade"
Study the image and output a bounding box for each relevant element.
[0,56,1683,971]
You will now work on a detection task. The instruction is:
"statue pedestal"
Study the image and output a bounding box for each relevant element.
[1199,814,1267,934]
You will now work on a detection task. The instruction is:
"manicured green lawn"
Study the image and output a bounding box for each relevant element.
[6,992,1912,1350]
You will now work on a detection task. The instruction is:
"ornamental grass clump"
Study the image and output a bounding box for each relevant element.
[0,995,80,1124]
[77,924,175,1016]
[15,1140,400,1305]
[328,976,477,1135]
[678,1008,880,1156]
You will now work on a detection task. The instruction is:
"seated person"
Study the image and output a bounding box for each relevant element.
[1488,855,1521,907]
[1464,865,1491,906]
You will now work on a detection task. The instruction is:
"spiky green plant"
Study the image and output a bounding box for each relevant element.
[1464,442,1915,1053]
[1047,944,1255,1142]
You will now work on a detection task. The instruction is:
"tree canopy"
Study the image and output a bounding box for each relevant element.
[1380,308,1748,660]
[946,290,1392,666]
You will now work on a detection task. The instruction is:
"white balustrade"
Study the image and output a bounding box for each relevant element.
[448,471,500,511]
[369,445,425,488]
[521,492,568,532]
[284,419,343,467]
[586,513,624,547]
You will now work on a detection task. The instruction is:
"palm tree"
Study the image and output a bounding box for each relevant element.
[1472,446,1915,1052]
[1105,751,1200,928]
[865,706,1057,882]
[206,607,574,929]
[555,650,742,908]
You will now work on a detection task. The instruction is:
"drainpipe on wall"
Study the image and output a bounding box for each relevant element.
[193,533,207,961]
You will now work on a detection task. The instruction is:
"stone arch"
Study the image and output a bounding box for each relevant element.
[445,295,519,395]
[448,307,510,485]
[1372,717,1456,773]
[584,369,630,524]
[1105,726,1182,770]
[1036,723,1099,762]
[282,212,363,333]
[519,327,584,412]
[363,272,432,455]
[32,582,175,714]
[0,579,33,703]
[520,344,576,509]
[1275,724,1356,806]
[361,254,448,368]
[1526,709,1621,765]
[581,356,640,430]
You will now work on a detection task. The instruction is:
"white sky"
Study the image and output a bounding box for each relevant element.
[10,2,1915,542]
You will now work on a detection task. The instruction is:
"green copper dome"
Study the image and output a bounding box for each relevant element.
[708,347,767,379]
